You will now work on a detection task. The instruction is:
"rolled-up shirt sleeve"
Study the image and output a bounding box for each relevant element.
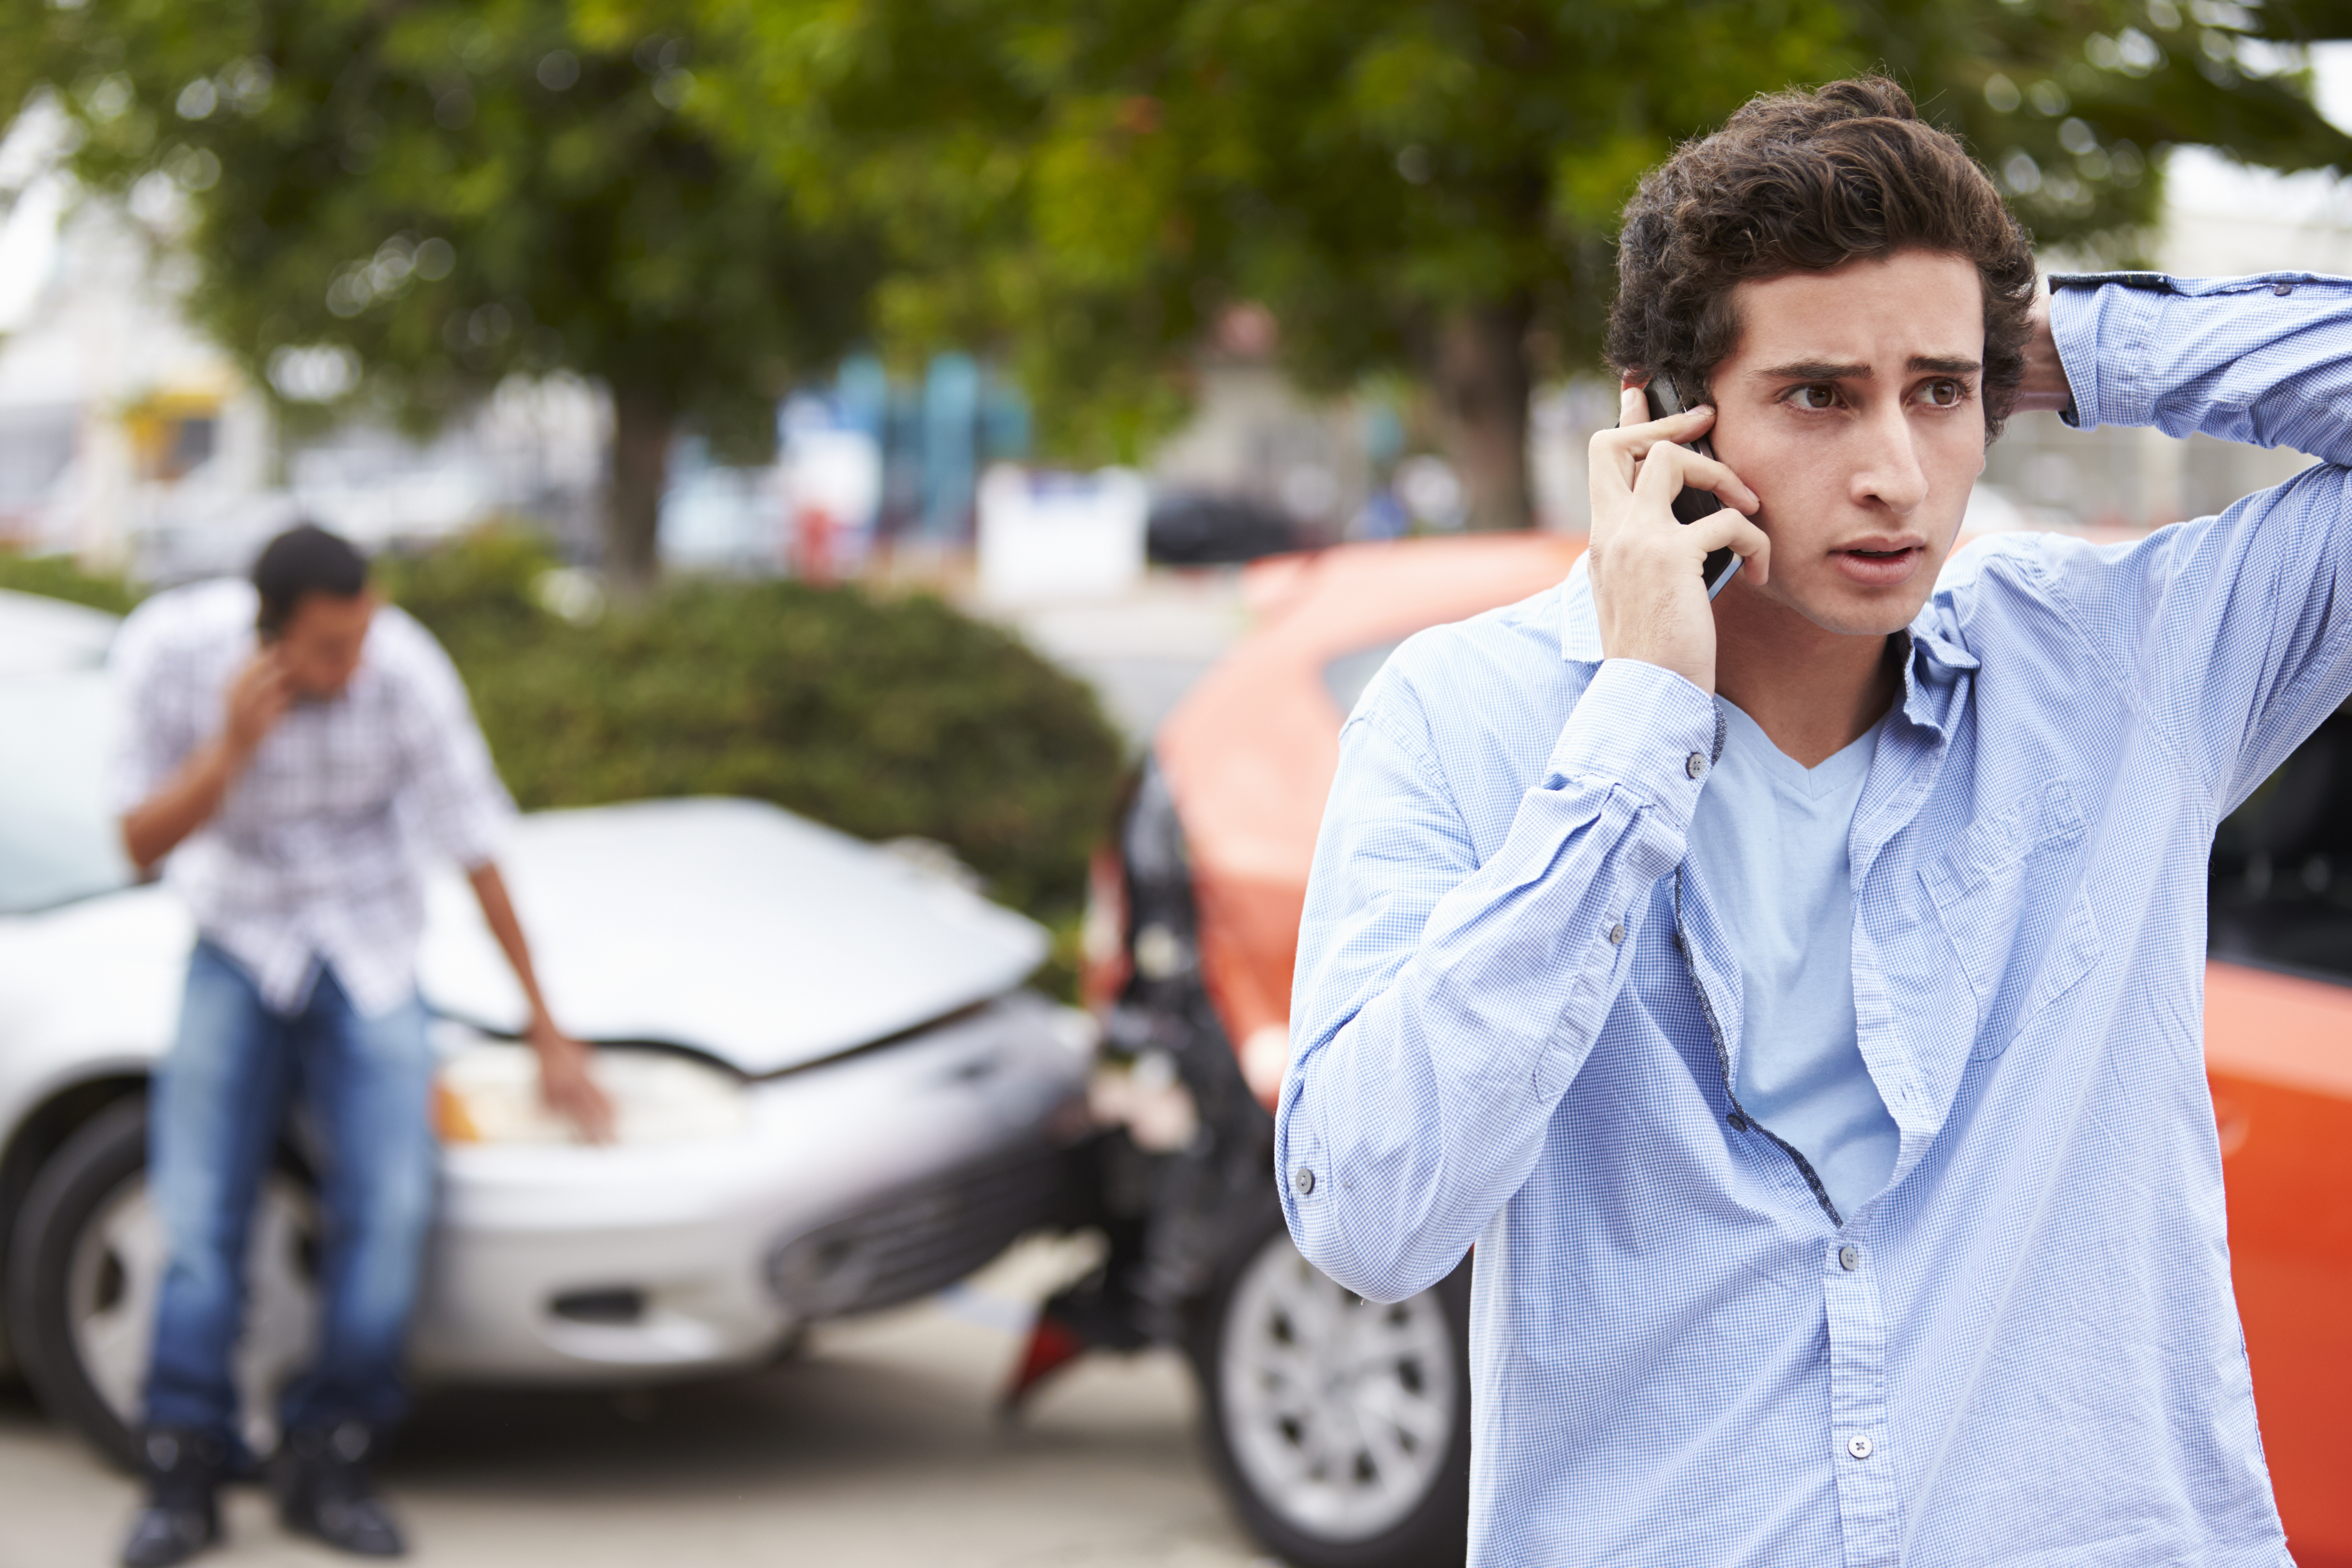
[385,609,513,869]
[1277,653,1718,1302]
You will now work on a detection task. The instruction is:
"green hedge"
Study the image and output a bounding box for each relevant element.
[0,550,144,615]
[383,533,1122,957]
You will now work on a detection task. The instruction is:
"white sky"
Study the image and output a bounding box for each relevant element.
[2164,40,2352,224]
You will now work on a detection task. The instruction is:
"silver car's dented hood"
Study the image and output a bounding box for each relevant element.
[418,799,1047,1076]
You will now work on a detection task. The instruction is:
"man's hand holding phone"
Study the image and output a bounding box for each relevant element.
[1585,382,1769,696]
[223,648,294,760]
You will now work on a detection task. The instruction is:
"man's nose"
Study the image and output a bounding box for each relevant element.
[1852,403,1929,514]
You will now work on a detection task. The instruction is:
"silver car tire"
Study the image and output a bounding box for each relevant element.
[1196,1218,1472,1568]
[5,1097,318,1469]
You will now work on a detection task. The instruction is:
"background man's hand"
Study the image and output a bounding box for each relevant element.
[529,1019,617,1142]
[223,650,293,756]
[1584,384,1768,694]
[2010,284,2076,416]
[122,649,292,870]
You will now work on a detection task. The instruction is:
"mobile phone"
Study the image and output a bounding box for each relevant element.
[1633,374,1742,600]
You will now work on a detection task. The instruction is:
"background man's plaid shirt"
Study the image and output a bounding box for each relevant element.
[109,579,512,1017]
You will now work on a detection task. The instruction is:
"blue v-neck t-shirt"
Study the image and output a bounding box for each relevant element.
[1685,698,1900,1221]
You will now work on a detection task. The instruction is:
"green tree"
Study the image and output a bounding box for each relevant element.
[676,0,2352,529]
[0,0,873,588]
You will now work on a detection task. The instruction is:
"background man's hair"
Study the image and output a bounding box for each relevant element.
[1607,76,2038,436]
[251,523,369,638]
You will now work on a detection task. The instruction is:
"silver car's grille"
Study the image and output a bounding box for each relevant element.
[764,1143,1077,1321]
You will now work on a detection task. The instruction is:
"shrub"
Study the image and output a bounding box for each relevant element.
[383,532,1123,938]
[0,550,143,616]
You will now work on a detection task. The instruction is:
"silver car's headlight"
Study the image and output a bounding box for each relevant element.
[433,1037,748,1147]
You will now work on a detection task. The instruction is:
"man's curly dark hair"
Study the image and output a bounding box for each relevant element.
[1607,76,2038,438]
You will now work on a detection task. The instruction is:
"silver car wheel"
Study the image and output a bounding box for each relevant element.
[1216,1230,1459,1543]
[68,1172,319,1456]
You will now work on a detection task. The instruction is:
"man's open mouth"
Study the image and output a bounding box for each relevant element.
[1831,545,1925,584]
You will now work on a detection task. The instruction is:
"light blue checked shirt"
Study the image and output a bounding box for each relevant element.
[1280,272,2352,1567]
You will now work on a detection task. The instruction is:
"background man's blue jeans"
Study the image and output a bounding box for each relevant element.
[143,941,435,1442]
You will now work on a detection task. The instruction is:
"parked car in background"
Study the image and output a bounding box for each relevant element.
[1146,491,1304,566]
[1042,534,2352,1568]
[0,588,1099,1469]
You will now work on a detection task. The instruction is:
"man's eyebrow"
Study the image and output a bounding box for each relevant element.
[1750,355,1985,381]
[1755,360,1871,381]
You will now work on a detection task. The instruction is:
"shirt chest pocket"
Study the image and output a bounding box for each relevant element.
[1919,782,2105,1062]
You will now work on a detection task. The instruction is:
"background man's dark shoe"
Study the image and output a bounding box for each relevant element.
[120,1428,225,1567]
[271,1423,407,1558]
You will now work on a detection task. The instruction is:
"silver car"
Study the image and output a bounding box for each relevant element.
[0,588,1098,1465]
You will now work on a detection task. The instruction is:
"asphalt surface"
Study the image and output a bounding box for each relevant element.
[0,1240,1271,1568]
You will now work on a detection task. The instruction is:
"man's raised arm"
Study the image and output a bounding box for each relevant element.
[2026,273,2352,811]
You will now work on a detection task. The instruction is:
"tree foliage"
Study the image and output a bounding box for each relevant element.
[12,0,2351,541]
[666,0,2352,527]
[0,0,874,585]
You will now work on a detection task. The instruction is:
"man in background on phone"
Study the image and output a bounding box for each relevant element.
[1280,78,2345,1564]
[108,524,612,1566]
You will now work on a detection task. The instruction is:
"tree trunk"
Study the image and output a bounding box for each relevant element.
[606,383,674,596]
[1430,300,1535,531]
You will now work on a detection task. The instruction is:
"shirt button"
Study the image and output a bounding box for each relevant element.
[1607,922,1626,946]
[1686,751,1708,779]
[2274,281,2295,295]
[1838,1245,1860,1271]
[1848,1434,1874,1460]
[1726,1111,1747,1131]
[1291,1166,1316,1197]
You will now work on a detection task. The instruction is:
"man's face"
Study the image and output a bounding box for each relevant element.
[1703,249,1987,637]
[274,589,376,699]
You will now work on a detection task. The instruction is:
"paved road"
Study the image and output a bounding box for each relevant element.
[1004,571,1252,748]
[0,1241,1270,1568]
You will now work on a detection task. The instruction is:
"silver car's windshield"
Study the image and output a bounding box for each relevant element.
[0,669,134,913]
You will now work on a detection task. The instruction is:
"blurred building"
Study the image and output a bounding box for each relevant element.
[0,190,609,580]
[1150,306,1369,545]
[0,114,273,570]
[0,98,611,582]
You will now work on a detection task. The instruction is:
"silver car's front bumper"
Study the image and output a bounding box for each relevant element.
[409,990,1095,1384]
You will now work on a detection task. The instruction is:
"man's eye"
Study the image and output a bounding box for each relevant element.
[1788,384,1838,411]
[1922,380,1964,407]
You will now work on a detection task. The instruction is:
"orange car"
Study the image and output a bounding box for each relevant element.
[1024,534,2352,1568]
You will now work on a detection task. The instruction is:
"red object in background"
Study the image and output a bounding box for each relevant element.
[796,505,836,584]
[1145,535,2352,1561]
[2205,961,2352,1568]
[998,1312,1087,1420]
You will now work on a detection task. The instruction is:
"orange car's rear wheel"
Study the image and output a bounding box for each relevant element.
[1195,1214,1471,1568]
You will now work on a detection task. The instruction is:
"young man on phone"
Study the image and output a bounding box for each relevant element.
[109,524,612,1565]
[1280,78,2343,1564]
